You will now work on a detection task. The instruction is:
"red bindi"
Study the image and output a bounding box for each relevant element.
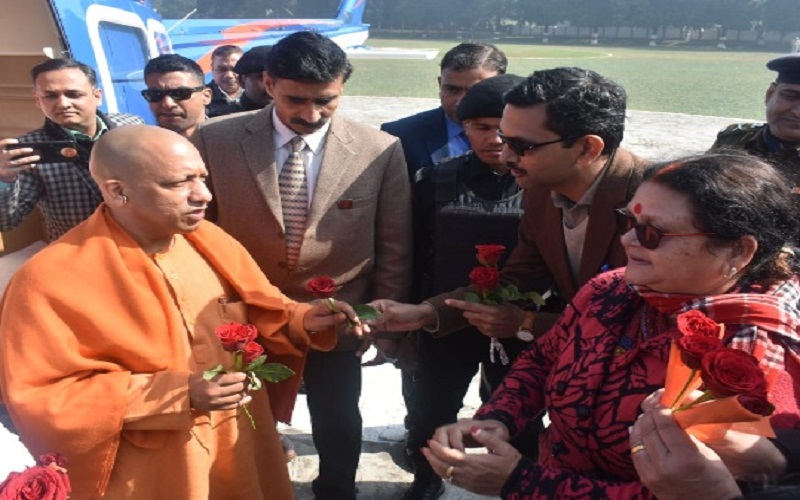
[633,203,642,214]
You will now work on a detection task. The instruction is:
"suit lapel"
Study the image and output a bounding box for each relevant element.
[307,116,355,228]
[579,151,629,283]
[425,109,451,164]
[241,107,284,229]
[540,195,577,299]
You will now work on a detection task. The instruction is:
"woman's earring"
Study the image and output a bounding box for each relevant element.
[121,195,128,204]
[723,266,738,279]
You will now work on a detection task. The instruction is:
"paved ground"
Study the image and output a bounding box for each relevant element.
[0,96,756,498]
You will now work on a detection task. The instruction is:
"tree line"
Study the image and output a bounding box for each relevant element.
[153,0,800,37]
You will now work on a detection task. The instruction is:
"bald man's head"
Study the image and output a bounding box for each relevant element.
[89,124,212,253]
[90,124,198,185]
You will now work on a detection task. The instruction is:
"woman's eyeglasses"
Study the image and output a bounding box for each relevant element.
[141,86,206,103]
[497,131,576,156]
[615,209,715,250]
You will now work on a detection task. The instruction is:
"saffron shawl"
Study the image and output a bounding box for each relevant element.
[0,206,335,497]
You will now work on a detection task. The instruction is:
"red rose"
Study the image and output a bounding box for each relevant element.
[738,394,775,417]
[306,276,337,299]
[0,465,71,500]
[701,348,767,397]
[676,335,723,370]
[475,244,506,266]
[469,266,500,293]
[215,323,258,352]
[242,341,265,365]
[677,310,722,338]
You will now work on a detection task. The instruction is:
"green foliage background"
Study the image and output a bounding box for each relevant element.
[347,39,772,119]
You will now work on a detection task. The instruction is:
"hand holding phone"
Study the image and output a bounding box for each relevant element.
[1,139,79,183]
[4,140,78,164]
[0,138,37,182]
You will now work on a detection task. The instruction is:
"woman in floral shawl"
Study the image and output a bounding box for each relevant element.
[423,153,800,499]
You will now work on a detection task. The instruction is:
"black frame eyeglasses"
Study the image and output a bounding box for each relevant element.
[615,209,715,250]
[141,86,206,103]
[497,131,576,156]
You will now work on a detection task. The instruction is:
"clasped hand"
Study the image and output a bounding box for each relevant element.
[422,418,521,496]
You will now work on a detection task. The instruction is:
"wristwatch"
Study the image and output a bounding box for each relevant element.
[516,311,536,342]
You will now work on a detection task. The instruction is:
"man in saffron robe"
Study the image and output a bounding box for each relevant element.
[0,125,362,499]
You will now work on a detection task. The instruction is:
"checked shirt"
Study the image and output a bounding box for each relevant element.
[0,112,143,241]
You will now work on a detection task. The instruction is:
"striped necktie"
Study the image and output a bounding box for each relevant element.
[278,136,307,268]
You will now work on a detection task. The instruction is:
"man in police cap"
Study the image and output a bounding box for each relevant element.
[710,53,800,186]
[234,45,273,112]
[402,73,532,500]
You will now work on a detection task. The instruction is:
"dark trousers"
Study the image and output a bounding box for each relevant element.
[304,348,362,500]
[407,328,540,479]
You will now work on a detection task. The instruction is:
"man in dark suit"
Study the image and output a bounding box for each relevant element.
[373,67,647,367]
[381,42,507,178]
[191,31,412,500]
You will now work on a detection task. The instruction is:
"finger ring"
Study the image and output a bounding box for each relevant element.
[630,443,646,454]
[444,465,455,478]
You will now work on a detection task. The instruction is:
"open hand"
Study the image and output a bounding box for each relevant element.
[443,299,526,338]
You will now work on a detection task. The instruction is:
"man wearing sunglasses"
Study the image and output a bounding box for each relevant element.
[710,53,800,190]
[142,54,211,139]
[373,67,648,351]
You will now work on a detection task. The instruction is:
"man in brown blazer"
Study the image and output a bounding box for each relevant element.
[373,67,647,358]
[191,32,412,500]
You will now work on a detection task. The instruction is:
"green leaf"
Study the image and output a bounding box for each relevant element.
[251,363,296,383]
[464,292,481,303]
[527,292,546,307]
[245,355,267,370]
[353,304,380,321]
[497,286,514,301]
[202,364,226,381]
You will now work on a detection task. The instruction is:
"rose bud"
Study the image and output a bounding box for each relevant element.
[475,244,506,266]
[676,310,723,338]
[676,335,723,370]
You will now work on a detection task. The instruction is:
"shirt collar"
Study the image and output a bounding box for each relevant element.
[444,114,465,142]
[272,108,330,154]
[61,116,107,142]
[551,150,615,211]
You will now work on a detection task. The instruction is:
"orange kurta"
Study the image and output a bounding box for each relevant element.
[0,206,336,499]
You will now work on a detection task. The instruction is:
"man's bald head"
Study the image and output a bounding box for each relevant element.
[90,124,198,185]
[89,124,212,254]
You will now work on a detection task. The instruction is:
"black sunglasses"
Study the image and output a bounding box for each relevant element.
[497,131,576,156]
[615,209,715,250]
[141,86,206,102]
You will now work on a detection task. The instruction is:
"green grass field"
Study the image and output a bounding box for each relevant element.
[345,38,788,120]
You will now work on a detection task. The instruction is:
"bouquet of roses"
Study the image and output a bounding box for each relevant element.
[0,453,70,500]
[204,323,294,428]
[306,276,379,326]
[464,244,549,365]
[660,310,775,441]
